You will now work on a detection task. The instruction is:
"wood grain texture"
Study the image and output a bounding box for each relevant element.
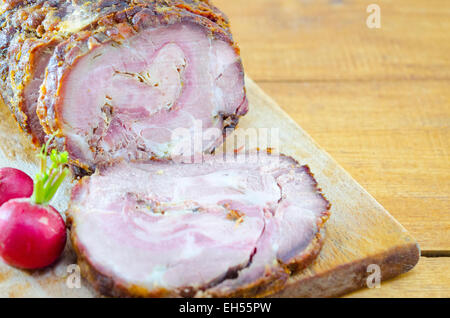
[258,81,450,251]
[215,0,450,82]
[346,257,450,298]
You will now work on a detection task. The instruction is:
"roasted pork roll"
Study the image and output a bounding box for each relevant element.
[0,1,248,171]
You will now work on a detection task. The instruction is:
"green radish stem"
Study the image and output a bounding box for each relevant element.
[31,137,70,205]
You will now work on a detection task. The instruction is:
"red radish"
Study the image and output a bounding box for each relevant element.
[0,200,66,269]
[0,138,69,269]
[0,168,34,206]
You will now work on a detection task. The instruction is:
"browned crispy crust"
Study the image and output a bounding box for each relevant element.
[67,159,331,298]
[0,1,245,149]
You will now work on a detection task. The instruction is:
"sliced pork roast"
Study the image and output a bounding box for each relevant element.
[0,1,248,169]
[68,153,330,297]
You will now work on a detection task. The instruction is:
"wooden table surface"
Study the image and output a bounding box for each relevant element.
[214,0,450,297]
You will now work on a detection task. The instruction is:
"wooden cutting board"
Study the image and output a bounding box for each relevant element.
[0,77,419,298]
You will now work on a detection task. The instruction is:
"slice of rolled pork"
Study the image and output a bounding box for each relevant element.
[38,6,247,172]
[68,153,330,297]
